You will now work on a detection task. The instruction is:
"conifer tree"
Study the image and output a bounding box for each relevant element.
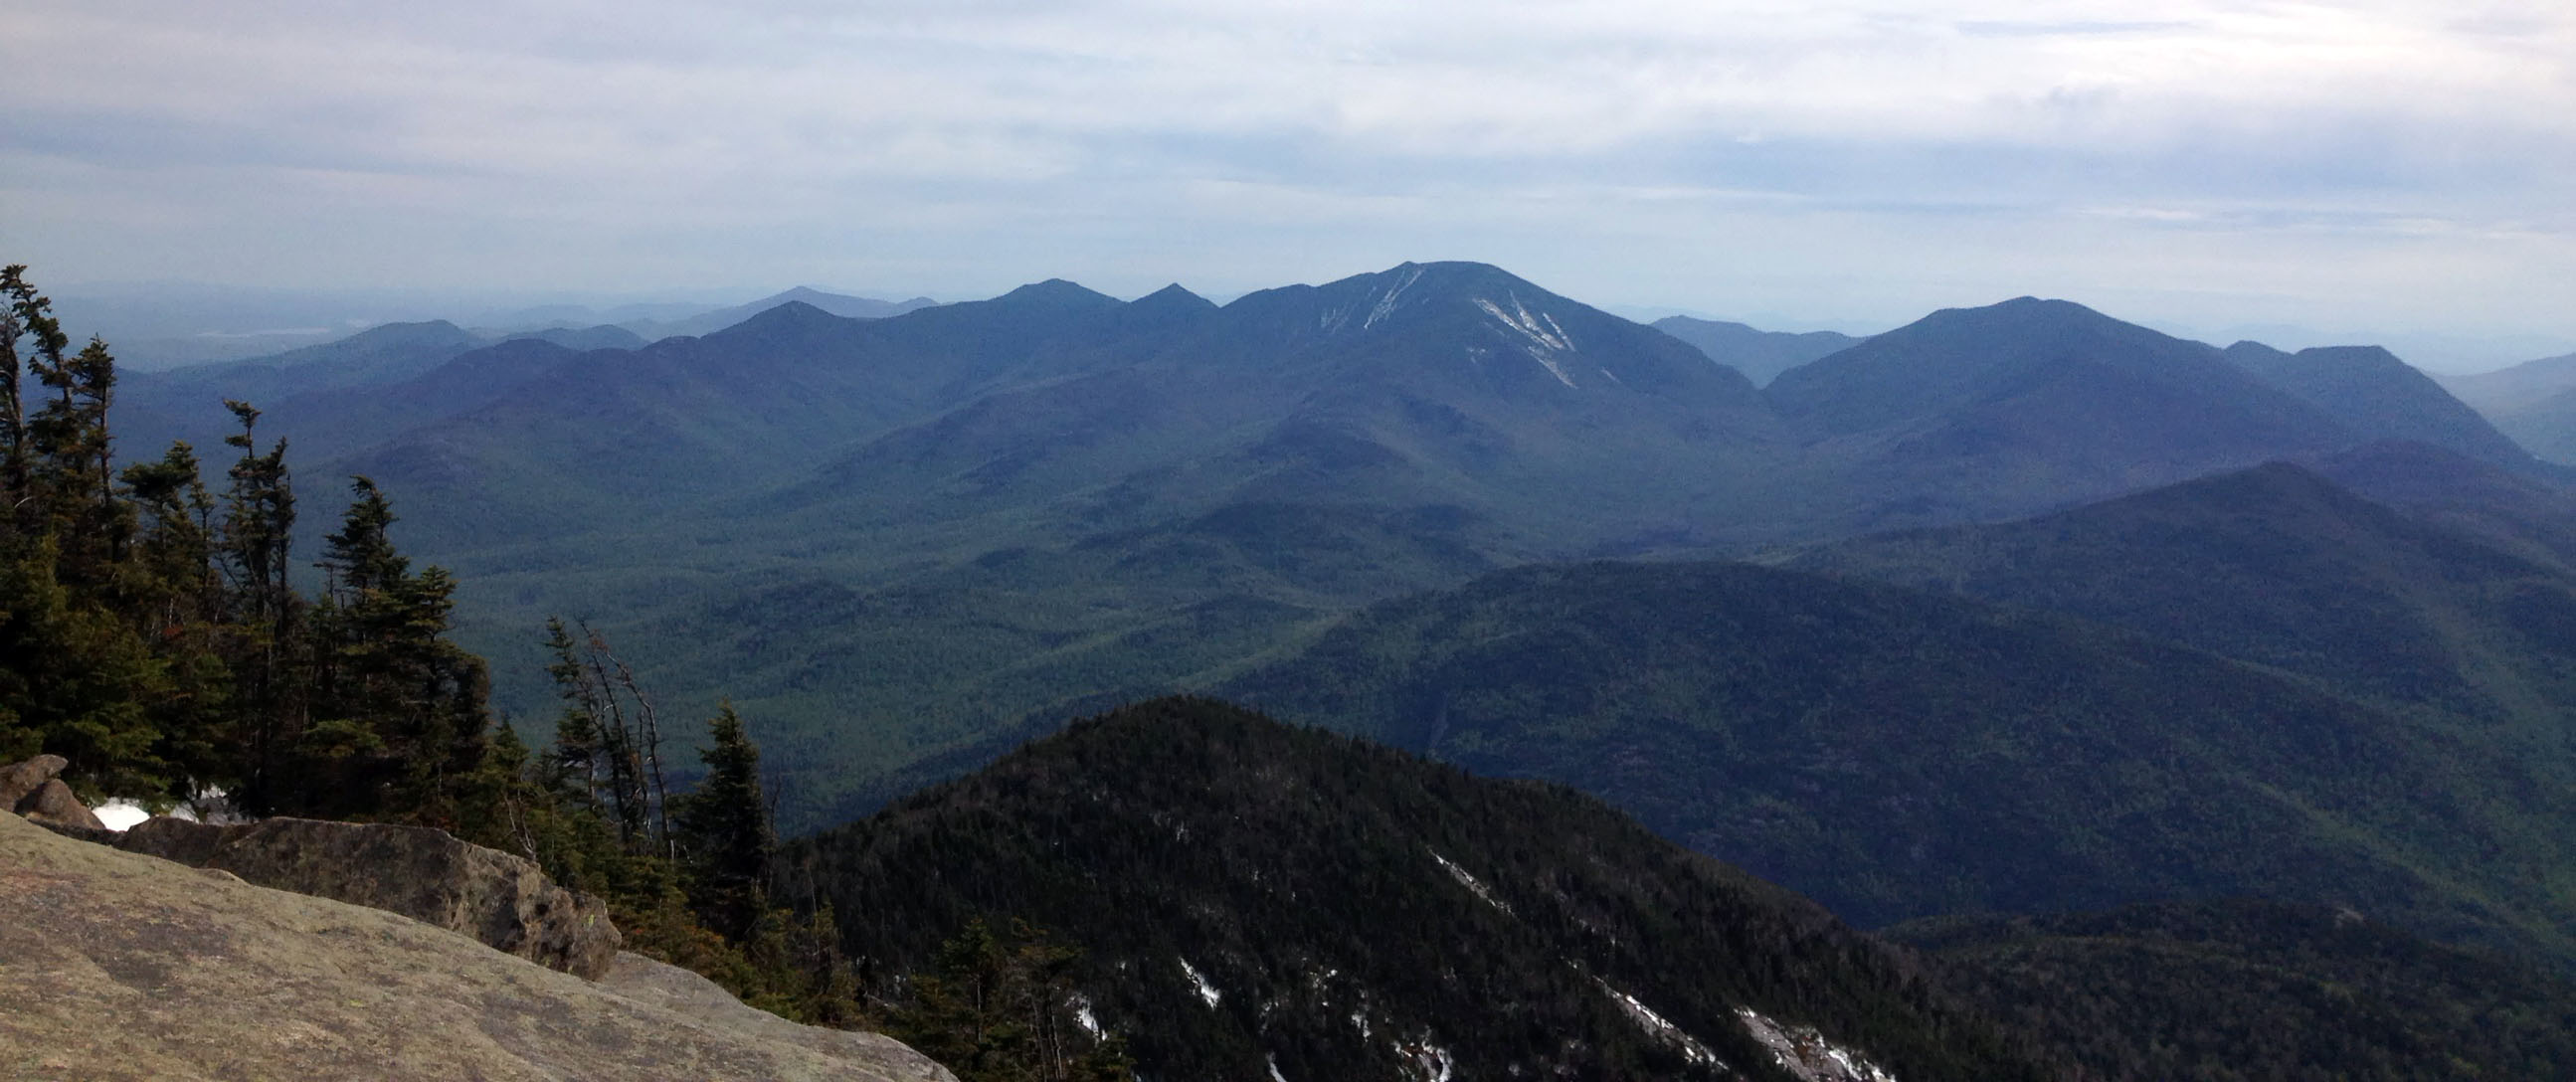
[0,264,68,524]
[674,702,773,939]
[219,401,303,814]
[297,476,490,824]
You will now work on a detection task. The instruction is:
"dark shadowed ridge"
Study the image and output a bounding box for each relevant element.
[1220,556,2576,962]
[784,696,2064,1082]
[1892,899,2576,1082]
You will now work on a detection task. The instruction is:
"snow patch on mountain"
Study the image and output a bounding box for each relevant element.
[1394,1035,1456,1082]
[1738,1007,1898,1082]
[1367,266,1427,330]
[1429,849,1512,914]
[1473,294,1580,387]
[1180,957,1222,1007]
[1596,979,1726,1070]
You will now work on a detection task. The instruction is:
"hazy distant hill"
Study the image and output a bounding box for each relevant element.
[785,697,2062,1082]
[2441,350,2576,414]
[2490,388,2576,465]
[620,286,938,340]
[504,323,647,351]
[2219,341,2535,469]
[1219,557,2576,961]
[1650,315,1862,386]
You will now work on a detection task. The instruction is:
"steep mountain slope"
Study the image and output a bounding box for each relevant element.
[1762,297,2356,533]
[2220,341,2535,468]
[1893,900,2576,1081]
[1793,460,2576,728]
[1651,315,1863,386]
[1218,560,2576,959]
[785,697,2064,1082]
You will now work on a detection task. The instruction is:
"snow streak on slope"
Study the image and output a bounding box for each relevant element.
[1739,1007,1899,1082]
[1367,266,1427,329]
[1429,849,1512,914]
[1473,294,1580,388]
[1596,979,1726,1070]
[1179,957,1222,1007]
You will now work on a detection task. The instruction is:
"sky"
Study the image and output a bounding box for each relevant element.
[4,1,2572,368]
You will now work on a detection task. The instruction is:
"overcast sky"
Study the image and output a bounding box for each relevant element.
[4,1,2570,363]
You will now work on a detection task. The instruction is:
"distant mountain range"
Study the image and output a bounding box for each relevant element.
[97,262,2568,847]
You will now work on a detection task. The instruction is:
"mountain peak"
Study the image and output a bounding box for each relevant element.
[1131,282,1213,311]
[997,278,1119,306]
[705,299,853,342]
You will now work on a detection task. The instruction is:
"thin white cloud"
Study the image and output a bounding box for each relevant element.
[1,0,2569,345]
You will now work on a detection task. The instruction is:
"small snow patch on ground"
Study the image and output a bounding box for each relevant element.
[1268,1053,1290,1082]
[92,800,151,830]
[1393,1036,1455,1082]
[1179,958,1221,1007]
[1070,994,1101,1038]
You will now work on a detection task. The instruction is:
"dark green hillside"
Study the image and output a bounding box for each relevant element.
[1795,460,2576,729]
[1218,560,2576,959]
[2312,442,2576,572]
[2220,341,2535,468]
[1893,900,2576,1081]
[785,697,2063,1082]
[1651,315,1862,386]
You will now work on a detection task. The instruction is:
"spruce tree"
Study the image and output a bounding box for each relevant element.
[675,702,773,940]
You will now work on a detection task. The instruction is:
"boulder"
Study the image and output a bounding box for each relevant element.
[0,810,955,1082]
[0,754,69,809]
[118,815,622,980]
[17,778,107,831]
